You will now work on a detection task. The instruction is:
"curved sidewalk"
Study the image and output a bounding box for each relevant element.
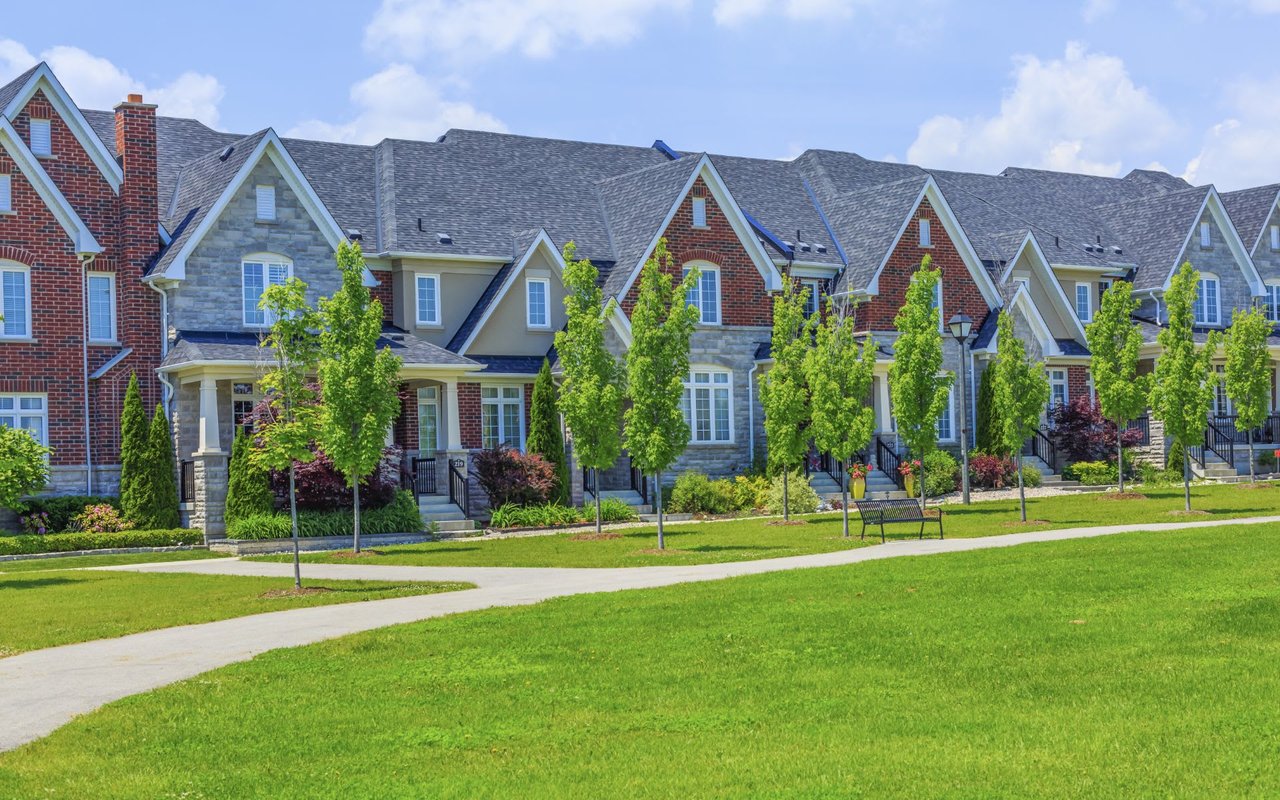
[2,514,1277,752]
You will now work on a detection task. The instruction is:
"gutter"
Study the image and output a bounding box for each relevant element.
[146,280,175,414]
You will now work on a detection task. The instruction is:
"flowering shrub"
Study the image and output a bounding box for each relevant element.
[969,453,1017,489]
[847,462,870,480]
[70,504,131,533]
[899,459,921,478]
[18,511,51,535]
[472,445,556,508]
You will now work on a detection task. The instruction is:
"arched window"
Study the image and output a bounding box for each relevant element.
[1194,272,1220,326]
[242,254,293,327]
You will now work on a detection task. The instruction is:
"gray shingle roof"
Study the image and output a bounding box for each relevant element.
[708,154,842,265]
[819,175,928,294]
[163,329,478,369]
[1222,184,1280,251]
[0,64,40,115]
[282,137,376,243]
[1098,186,1210,291]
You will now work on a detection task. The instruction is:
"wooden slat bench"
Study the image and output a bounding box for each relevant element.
[853,498,944,542]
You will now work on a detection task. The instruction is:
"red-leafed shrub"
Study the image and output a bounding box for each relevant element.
[969,453,1017,489]
[267,446,402,511]
[472,446,556,508]
[1049,397,1144,463]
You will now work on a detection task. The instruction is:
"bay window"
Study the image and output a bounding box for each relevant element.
[481,385,523,450]
[682,369,733,444]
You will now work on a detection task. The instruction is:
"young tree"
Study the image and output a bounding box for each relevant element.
[1224,305,1272,483]
[992,311,1051,521]
[225,428,274,523]
[252,277,321,588]
[142,404,181,529]
[760,274,812,521]
[804,298,876,536]
[554,242,625,533]
[623,239,699,549]
[1087,280,1150,492]
[526,358,569,505]
[317,241,402,554]
[1150,262,1221,511]
[117,372,149,524]
[889,257,952,511]
[0,424,49,513]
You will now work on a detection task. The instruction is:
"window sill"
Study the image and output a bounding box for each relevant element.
[0,336,35,343]
[526,325,552,332]
[688,440,736,447]
[34,153,56,160]
[415,323,443,330]
[254,219,278,225]
[0,210,15,217]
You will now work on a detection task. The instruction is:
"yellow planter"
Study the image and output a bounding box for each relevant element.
[904,474,916,498]
[852,477,866,499]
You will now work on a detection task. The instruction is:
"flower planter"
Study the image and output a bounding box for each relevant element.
[852,477,866,499]
[904,475,916,498]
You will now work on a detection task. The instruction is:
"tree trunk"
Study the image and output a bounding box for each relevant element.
[782,468,790,521]
[1183,448,1191,512]
[919,459,927,513]
[353,481,361,554]
[655,469,665,550]
[840,460,850,538]
[1248,428,1256,483]
[1017,451,1027,522]
[594,467,602,534]
[288,464,301,589]
[1117,417,1125,493]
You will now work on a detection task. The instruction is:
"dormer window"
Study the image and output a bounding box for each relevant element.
[1271,225,1279,251]
[29,119,51,157]
[691,196,707,228]
[684,264,720,325]
[919,218,932,248]
[1199,221,1211,249]
[255,185,276,221]
[1194,274,1220,326]
[0,175,10,213]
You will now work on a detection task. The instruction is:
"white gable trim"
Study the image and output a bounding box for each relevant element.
[456,229,564,355]
[162,130,345,282]
[1006,233,1088,343]
[1247,190,1280,254]
[3,63,123,193]
[1009,284,1061,357]
[866,176,1003,309]
[1162,188,1264,295]
[0,117,101,254]
[605,297,633,348]
[615,154,784,301]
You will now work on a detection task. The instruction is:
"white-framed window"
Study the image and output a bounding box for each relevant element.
[928,275,943,332]
[1265,283,1280,324]
[0,174,11,212]
[86,272,116,342]
[801,279,821,317]
[255,185,276,221]
[418,386,439,454]
[1075,283,1092,322]
[1,263,31,338]
[691,196,708,228]
[0,394,46,446]
[29,119,51,157]
[919,218,932,248]
[936,385,954,441]
[1049,369,1069,409]
[415,274,441,326]
[526,277,550,329]
[1099,279,1112,304]
[1194,274,1221,326]
[1200,221,1212,248]
[481,385,524,450]
[232,382,260,434]
[682,369,733,444]
[242,257,292,327]
[1271,225,1279,251]
[1213,365,1230,416]
[684,264,721,325]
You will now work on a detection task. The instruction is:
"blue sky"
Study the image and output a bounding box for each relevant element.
[4,0,1279,189]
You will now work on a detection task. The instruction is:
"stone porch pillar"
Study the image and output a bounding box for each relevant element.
[191,376,228,540]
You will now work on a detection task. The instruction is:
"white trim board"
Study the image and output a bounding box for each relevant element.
[0,116,101,254]
[1005,232,1088,344]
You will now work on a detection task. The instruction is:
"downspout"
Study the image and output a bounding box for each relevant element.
[146,279,174,413]
[80,254,96,494]
[748,362,760,466]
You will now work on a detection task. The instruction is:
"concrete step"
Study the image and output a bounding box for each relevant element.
[433,519,477,533]
[418,494,457,508]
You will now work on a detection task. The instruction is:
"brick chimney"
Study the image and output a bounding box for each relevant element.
[114,94,158,276]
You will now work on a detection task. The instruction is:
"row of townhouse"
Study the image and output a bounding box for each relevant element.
[2,63,1279,537]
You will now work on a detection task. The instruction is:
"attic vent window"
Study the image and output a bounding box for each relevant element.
[436,233,452,245]
[816,244,827,254]
[29,119,51,157]
[255,185,275,221]
[798,242,811,253]
[691,197,707,228]
[0,175,10,213]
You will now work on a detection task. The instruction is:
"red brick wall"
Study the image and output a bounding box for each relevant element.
[394,384,419,451]
[459,382,481,449]
[858,198,990,333]
[1067,365,1091,403]
[370,275,394,323]
[523,382,534,438]
[620,177,771,327]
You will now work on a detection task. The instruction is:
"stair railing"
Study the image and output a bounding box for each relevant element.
[629,457,648,506]
[875,437,904,490]
[448,458,470,518]
[1204,416,1236,467]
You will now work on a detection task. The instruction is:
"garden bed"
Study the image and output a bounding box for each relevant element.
[0,544,209,564]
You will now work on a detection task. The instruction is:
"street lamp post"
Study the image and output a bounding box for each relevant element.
[948,313,974,505]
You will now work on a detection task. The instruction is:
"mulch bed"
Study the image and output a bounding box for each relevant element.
[766,520,808,527]
[569,532,623,541]
[331,550,385,559]
[1099,492,1148,501]
[260,587,334,599]
[1000,519,1051,527]
[1166,509,1211,517]
[634,548,689,556]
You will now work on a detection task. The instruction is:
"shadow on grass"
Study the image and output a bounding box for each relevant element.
[0,576,78,590]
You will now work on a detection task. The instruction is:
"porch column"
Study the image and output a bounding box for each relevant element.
[196,377,223,454]
[877,375,892,433]
[442,377,463,451]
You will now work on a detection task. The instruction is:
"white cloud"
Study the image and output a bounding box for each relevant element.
[713,0,857,24]
[906,42,1176,177]
[0,39,223,126]
[364,0,688,61]
[286,64,506,145]
[1082,0,1115,22]
[1182,76,1280,190]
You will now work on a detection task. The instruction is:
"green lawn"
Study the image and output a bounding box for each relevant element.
[0,570,472,655]
[251,481,1280,568]
[4,522,1279,797]
[0,550,228,573]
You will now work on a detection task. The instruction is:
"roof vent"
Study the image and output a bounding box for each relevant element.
[218,145,234,162]
[436,233,452,245]
[1054,236,1060,248]
[799,242,811,252]
[1110,246,1123,256]
[346,229,363,241]
[816,244,828,254]
[783,240,794,249]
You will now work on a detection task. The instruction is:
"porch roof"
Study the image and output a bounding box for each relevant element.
[161,329,480,371]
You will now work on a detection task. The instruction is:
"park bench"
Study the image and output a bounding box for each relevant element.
[853,498,944,542]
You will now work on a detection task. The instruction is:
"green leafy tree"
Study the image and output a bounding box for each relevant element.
[527,358,569,505]
[0,424,49,513]
[555,242,625,533]
[225,428,273,523]
[889,257,952,511]
[1224,305,1272,483]
[252,277,321,588]
[804,298,876,536]
[1087,280,1150,492]
[1150,262,1221,511]
[317,241,403,554]
[141,404,180,529]
[760,274,812,520]
[623,239,699,549]
[117,372,149,525]
[992,311,1051,521]
[974,367,1004,455]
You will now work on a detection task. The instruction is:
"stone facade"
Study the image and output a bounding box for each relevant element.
[1179,211,1258,326]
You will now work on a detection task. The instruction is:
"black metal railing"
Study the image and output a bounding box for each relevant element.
[448,458,470,517]
[1213,414,1280,445]
[876,437,904,490]
[410,456,437,496]
[1123,416,1151,447]
[629,458,648,506]
[1023,427,1057,471]
[179,460,194,503]
[1264,414,1280,444]
[1187,441,1206,470]
[1204,417,1236,466]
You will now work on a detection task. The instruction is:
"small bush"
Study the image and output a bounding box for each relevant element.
[472,446,556,508]
[669,472,738,515]
[1020,464,1043,488]
[1138,461,1182,486]
[1064,460,1116,485]
[490,503,584,529]
[20,495,118,533]
[969,452,1017,489]
[732,474,770,512]
[0,529,200,556]
[225,490,423,540]
[592,496,640,523]
[270,446,402,512]
[71,504,131,533]
[922,450,959,497]
[18,511,51,535]
[1258,449,1278,470]
[766,471,821,515]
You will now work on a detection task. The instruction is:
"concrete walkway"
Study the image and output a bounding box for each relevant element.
[2,513,1278,752]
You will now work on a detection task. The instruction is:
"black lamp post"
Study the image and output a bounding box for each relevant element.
[948,313,974,505]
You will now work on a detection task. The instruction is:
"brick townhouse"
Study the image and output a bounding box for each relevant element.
[2,61,1279,539]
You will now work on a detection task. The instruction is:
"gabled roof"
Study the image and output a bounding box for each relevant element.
[0,65,40,113]
[1222,184,1280,254]
[1002,232,1088,344]
[819,175,928,295]
[0,116,100,254]
[452,229,564,355]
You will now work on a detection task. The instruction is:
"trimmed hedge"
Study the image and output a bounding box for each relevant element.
[0,528,200,556]
[225,490,423,541]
